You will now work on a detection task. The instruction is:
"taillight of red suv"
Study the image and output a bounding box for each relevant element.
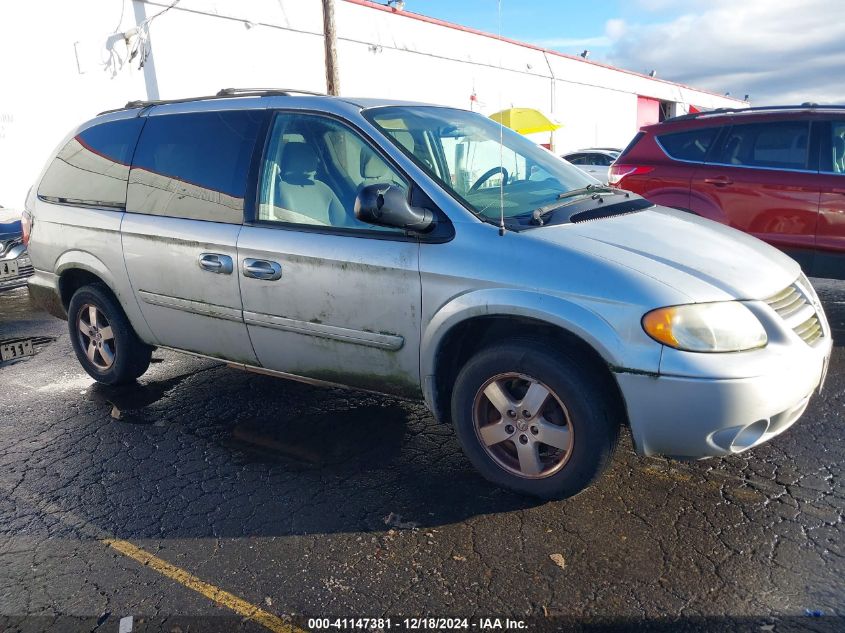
[608,164,654,186]
[608,131,654,188]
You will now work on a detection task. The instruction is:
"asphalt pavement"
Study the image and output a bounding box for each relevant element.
[0,281,843,633]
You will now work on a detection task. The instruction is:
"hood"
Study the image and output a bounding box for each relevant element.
[0,216,22,239]
[532,206,799,302]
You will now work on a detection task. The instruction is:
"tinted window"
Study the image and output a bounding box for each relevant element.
[714,121,809,170]
[657,128,718,162]
[564,153,586,164]
[257,113,407,231]
[38,118,144,208]
[127,110,264,223]
[584,153,611,166]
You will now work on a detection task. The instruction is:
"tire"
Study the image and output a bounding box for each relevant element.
[67,283,152,385]
[451,339,620,500]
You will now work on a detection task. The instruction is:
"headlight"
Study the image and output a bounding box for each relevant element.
[642,302,767,352]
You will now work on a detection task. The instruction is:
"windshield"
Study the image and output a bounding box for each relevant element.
[364,106,596,222]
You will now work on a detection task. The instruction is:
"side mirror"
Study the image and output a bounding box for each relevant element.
[354,184,435,233]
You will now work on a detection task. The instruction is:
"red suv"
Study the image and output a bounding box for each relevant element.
[609,105,845,279]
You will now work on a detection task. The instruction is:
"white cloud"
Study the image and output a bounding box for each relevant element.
[604,18,627,40]
[602,0,845,104]
[632,0,680,11]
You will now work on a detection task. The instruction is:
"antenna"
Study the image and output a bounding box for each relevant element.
[496,2,505,237]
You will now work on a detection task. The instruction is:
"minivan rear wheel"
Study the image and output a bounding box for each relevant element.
[451,340,619,499]
[68,284,152,385]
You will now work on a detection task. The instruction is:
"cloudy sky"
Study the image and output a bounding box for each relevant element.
[408,0,845,105]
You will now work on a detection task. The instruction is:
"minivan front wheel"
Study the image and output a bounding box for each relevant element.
[68,284,152,385]
[451,340,619,499]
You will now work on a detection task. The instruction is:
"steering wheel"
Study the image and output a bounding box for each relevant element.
[468,166,509,193]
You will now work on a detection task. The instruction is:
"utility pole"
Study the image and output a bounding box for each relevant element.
[322,0,340,95]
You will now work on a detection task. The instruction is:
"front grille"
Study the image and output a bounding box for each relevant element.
[0,255,33,290]
[765,281,824,346]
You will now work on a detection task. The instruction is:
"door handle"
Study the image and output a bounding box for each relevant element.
[243,258,282,281]
[198,253,233,274]
[704,176,733,187]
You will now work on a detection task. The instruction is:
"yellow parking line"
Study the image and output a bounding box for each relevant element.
[102,539,306,633]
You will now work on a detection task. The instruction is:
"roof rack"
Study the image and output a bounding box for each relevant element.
[216,87,326,97]
[99,88,327,115]
[668,103,845,122]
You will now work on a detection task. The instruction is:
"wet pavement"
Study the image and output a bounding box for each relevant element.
[0,281,843,632]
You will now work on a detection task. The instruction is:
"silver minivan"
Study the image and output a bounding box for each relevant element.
[24,90,832,498]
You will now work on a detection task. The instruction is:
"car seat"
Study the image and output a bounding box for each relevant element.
[276,142,346,226]
[359,152,392,186]
[724,136,742,165]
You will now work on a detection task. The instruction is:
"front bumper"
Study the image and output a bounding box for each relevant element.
[617,336,832,458]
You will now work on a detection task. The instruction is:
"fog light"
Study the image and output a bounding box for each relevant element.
[708,419,770,453]
[730,420,769,452]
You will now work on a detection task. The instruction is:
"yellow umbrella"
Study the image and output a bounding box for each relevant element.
[489,108,561,135]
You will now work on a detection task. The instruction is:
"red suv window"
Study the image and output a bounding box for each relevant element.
[656,128,719,162]
[712,121,810,171]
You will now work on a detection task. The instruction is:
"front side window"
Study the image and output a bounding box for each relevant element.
[127,110,264,223]
[823,120,845,174]
[257,113,407,231]
[38,118,145,208]
[657,127,718,162]
[713,121,809,170]
[365,106,594,223]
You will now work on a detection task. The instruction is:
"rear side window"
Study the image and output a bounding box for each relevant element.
[38,118,144,208]
[656,128,718,162]
[714,121,809,170]
[127,110,264,223]
[585,154,612,166]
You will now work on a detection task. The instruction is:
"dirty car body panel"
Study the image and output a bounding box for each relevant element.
[237,226,422,397]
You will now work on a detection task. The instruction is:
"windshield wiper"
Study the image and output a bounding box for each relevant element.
[530,184,616,225]
[555,183,614,200]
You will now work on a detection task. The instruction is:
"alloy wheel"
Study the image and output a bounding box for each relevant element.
[76,304,116,370]
[472,372,574,479]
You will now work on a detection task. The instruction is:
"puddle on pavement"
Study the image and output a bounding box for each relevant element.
[228,404,408,467]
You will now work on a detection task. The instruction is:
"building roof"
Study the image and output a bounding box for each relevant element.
[345,0,747,106]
